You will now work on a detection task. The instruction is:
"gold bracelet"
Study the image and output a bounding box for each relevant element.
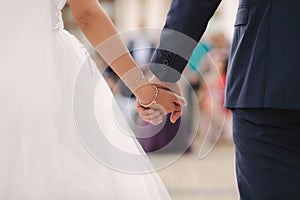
[138,85,159,108]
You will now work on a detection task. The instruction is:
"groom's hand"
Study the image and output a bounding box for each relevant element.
[137,76,186,124]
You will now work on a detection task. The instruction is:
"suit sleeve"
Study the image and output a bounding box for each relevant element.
[150,0,222,82]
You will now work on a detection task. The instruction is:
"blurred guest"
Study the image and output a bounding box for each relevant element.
[127,26,156,68]
[181,42,211,147]
[136,115,183,153]
[199,48,232,144]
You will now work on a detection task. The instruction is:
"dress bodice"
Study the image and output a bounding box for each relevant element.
[52,0,66,30]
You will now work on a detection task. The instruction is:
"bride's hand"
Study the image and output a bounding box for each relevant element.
[136,105,165,125]
[136,84,186,124]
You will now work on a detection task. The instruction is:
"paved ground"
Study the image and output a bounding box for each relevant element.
[153,144,239,200]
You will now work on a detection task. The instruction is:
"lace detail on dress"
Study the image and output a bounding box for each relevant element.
[52,11,64,30]
[52,0,66,30]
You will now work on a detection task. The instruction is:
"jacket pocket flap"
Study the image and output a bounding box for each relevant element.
[235,6,249,26]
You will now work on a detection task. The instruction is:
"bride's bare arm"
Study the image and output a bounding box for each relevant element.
[67,0,185,120]
[68,0,151,98]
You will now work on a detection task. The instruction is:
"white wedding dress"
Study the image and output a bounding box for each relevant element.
[0,0,170,199]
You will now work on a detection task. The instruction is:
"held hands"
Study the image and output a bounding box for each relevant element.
[136,76,186,125]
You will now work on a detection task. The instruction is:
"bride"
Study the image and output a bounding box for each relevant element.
[0,0,185,199]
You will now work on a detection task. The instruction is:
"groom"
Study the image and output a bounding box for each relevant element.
[138,0,300,199]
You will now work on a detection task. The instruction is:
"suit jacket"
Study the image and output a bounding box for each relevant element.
[150,0,300,109]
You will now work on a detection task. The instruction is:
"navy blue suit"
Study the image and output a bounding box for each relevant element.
[150,0,300,199]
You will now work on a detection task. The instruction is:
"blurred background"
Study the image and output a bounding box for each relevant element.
[63,0,239,199]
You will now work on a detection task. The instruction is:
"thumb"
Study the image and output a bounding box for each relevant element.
[170,103,182,123]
